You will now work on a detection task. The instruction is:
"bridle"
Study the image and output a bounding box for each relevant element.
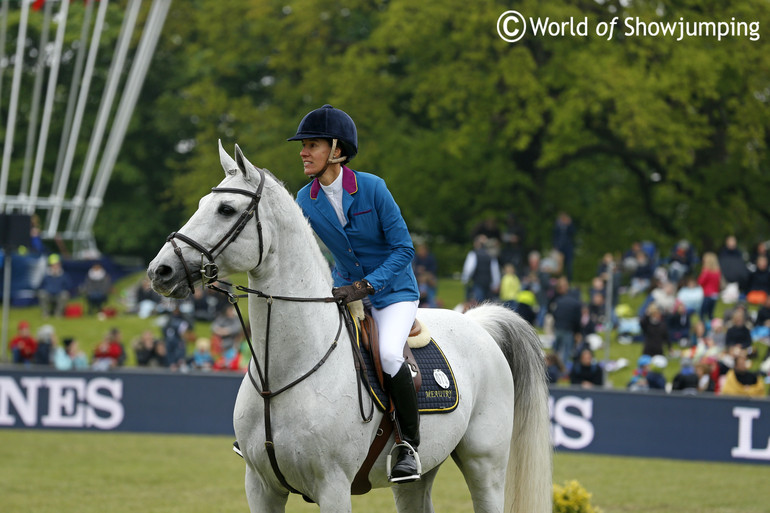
[166,167,266,295]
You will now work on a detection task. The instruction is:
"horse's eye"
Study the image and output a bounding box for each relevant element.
[218,204,237,216]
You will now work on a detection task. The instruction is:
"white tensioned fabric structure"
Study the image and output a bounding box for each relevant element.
[0,0,171,255]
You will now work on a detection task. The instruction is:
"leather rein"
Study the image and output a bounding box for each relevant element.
[164,168,373,502]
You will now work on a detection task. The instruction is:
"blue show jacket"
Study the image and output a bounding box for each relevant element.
[296,167,419,308]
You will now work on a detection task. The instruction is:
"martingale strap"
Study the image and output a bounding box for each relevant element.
[208,281,374,502]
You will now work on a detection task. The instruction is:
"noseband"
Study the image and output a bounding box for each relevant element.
[166,167,266,294]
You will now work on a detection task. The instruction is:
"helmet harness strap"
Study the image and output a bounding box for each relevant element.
[310,138,346,180]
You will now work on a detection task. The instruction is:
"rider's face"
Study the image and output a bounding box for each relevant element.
[299,139,331,177]
[299,139,340,178]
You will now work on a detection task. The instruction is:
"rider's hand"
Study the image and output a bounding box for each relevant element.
[332,280,375,304]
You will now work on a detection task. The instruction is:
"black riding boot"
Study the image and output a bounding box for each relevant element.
[386,362,421,483]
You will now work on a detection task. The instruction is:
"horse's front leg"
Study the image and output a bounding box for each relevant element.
[244,464,289,513]
[314,476,354,513]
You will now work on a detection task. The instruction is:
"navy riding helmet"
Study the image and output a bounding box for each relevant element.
[287,104,358,163]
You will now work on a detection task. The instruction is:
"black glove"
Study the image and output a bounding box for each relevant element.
[332,280,375,304]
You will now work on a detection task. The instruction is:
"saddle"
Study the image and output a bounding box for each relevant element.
[347,302,457,495]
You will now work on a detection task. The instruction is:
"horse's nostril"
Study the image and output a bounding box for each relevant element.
[155,264,173,278]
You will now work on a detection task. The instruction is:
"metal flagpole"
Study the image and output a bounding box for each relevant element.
[77,0,172,242]
[0,0,10,113]
[603,260,614,387]
[1,249,12,362]
[0,0,31,208]
[20,0,54,196]
[45,0,109,236]
[66,0,143,236]
[52,0,95,196]
[28,0,70,213]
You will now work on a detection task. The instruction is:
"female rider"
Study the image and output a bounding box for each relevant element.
[289,104,421,483]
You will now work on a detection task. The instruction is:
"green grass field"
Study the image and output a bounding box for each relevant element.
[0,429,766,513]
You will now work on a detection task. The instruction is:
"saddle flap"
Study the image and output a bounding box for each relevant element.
[360,311,422,393]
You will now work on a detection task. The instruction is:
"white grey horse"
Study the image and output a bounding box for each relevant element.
[147,142,552,513]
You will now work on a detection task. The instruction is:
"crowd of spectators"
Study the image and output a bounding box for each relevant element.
[7,213,770,396]
[452,216,770,397]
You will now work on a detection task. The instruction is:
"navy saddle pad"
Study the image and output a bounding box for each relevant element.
[358,338,459,414]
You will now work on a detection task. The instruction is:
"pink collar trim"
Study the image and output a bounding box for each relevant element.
[310,166,357,199]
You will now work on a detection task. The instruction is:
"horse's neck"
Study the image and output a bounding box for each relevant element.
[245,196,340,377]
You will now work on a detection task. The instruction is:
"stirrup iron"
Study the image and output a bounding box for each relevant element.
[386,441,422,483]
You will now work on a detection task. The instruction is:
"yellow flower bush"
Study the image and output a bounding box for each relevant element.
[553,480,602,513]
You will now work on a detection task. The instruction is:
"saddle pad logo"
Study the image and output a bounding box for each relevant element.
[433,369,450,389]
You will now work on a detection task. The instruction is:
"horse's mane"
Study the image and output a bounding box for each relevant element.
[253,167,333,287]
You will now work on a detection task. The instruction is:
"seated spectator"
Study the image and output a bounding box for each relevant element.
[628,251,654,297]
[133,277,162,319]
[545,351,566,384]
[569,348,604,388]
[53,337,89,370]
[588,292,607,330]
[725,307,753,352]
[756,294,770,328]
[92,328,126,371]
[34,325,56,365]
[164,307,191,371]
[37,256,71,318]
[671,358,699,393]
[579,304,597,340]
[721,351,766,397]
[697,252,721,322]
[190,337,215,370]
[746,255,770,305]
[691,320,719,361]
[627,354,653,391]
[9,320,37,364]
[214,345,242,371]
[676,275,703,315]
[82,263,112,315]
[667,301,692,347]
[133,330,167,367]
[667,240,696,284]
[695,362,716,393]
[211,305,242,356]
[192,286,226,322]
[647,355,668,390]
[640,303,670,357]
[650,282,677,313]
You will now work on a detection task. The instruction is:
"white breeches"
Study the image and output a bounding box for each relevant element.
[371,300,419,377]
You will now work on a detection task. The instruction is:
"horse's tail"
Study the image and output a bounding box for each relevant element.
[465,303,552,513]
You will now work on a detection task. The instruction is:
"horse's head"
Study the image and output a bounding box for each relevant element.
[147,141,273,298]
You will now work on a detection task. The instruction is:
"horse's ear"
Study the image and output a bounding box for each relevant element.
[234,143,250,178]
[219,139,238,176]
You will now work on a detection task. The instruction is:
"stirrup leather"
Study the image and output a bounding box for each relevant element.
[386,441,422,483]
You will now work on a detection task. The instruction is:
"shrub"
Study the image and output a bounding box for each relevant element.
[553,480,602,513]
